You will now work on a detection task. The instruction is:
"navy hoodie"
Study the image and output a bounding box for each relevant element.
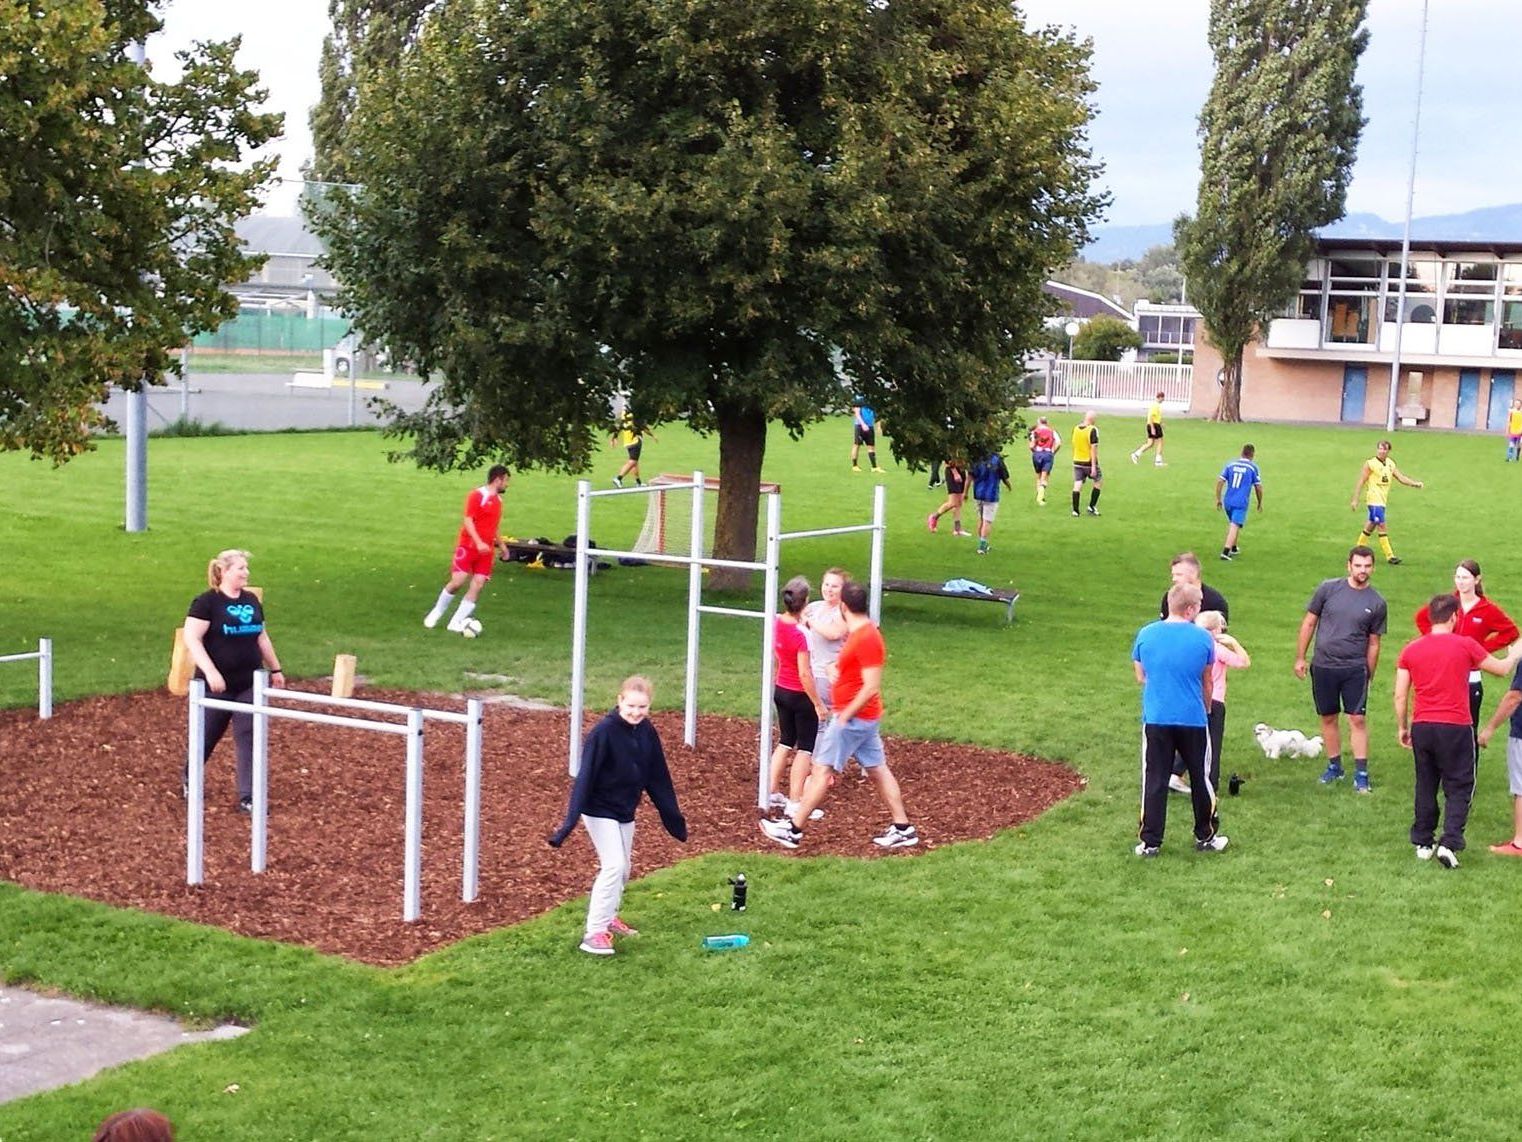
[549,709,687,845]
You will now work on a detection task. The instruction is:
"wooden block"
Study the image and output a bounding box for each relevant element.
[168,627,194,696]
[332,653,357,699]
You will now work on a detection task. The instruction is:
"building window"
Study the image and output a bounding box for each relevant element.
[1442,261,1498,326]
[1499,265,1522,350]
[1327,296,1375,344]
[1444,298,1495,326]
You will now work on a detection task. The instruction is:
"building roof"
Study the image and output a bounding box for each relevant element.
[235,215,325,258]
[1043,281,1132,322]
[1316,237,1522,258]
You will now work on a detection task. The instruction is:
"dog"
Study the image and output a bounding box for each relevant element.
[1253,723,1325,760]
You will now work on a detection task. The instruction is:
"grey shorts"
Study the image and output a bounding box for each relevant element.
[816,717,886,772]
[974,498,999,523]
[1508,737,1522,797]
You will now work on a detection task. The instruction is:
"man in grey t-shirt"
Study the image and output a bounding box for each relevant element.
[1294,546,1387,791]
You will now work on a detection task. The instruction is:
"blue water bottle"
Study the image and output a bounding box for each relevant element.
[702,934,750,951]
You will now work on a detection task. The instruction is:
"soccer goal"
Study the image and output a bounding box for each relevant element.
[633,473,781,559]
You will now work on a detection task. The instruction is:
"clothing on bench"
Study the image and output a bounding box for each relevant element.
[881,577,1019,622]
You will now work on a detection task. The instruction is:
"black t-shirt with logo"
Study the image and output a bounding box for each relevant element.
[187,589,266,692]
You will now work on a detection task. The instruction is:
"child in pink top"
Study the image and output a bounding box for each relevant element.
[768,576,828,815]
[1196,610,1249,808]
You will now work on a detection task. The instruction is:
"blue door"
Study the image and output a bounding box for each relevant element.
[1340,366,1367,423]
[1488,371,1516,431]
[1457,369,1481,429]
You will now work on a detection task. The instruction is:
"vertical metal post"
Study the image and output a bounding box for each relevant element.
[403,709,424,923]
[186,680,205,885]
[251,670,269,873]
[1385,0,1430,432]
[37,638,52,720]
[683,470,705,749]
[568,480,592,775]
[179,346,191,420]
[125,388,148,532]
[868,483,886,626]
[463,698,483,903]
[757,492,780,808]
[347,366,358,427]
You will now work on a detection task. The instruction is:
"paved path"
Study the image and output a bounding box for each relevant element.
[100,372,431,433]
[0,985,246,1104]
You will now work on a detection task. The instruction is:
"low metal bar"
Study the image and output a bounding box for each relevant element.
[581,546,768,571]
[264,687,471,725]
[696,605,767,619]
[778,524,878,541]
[196,696,414,735]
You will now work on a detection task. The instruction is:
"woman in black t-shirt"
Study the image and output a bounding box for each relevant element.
[183,549,285,812]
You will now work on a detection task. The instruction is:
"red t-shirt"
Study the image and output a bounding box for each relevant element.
[834,623,885,721]
[457,486,503,549]
[773,618,808,692]
[1397,632,1489,724]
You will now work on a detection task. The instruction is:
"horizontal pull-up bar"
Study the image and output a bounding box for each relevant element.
[779,523,880,542]
[696,604,766,620]
[583,545,769,572]
[196,694,416,736]
[266,686,476,726]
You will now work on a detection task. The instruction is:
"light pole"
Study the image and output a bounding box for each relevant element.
[1385,0,1430,432]
[1062,321,1081,408]
[1065,320,1080,360]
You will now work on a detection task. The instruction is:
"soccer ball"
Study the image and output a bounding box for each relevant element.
[461,618,483,639]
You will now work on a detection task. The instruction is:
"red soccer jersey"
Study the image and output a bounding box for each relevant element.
[1414,595,1519,653]
[773,618,808,692]
[457,486,503,549]
[1030,425,1058,450]
[1397,632,1489,724]
[834,623,885,721]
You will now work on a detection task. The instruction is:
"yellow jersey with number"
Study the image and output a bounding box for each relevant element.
[1362,456,1394,506]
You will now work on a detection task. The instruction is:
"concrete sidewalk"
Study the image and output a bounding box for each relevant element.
[0,985,247,1105]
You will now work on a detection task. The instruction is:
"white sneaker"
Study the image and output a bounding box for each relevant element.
[1167,775,1190,795]
[1435,845,1459,869]
[446,617,467,633]
[1130,452,1139,464]
[759,817,802,848]
[423,612,441,629]
[872,824,919,849]
[809,807,825,821]
[1194,834,1229,853]
[1415,845,1435,861]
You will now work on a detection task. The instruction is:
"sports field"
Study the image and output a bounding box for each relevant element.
[2,413,1522,1137]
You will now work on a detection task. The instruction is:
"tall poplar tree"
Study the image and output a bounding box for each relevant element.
[316,0,1106,581]
[1175,0,1368,421]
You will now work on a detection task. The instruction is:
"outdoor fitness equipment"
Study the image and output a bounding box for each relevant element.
[0,638,53,720]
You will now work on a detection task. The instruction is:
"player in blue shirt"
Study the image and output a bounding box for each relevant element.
[1214,444,1263,562]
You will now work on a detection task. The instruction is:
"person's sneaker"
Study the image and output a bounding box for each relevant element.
[976,546,988,555]
[928,480,943,489]
[952,527,970,538]
[871,466,886,473]
[1130,452,1140,464]
[1353,770,1371,793]
[1167,774,1190,795]
[809,807,825,821]
[1435,845,1460,869]
[1134,842,1160,858]
[612,476,623,489]
[759,817,802,848]
[579,931,615,956]
[446,617,467,633]
[1415,845,1435,861]
[1387,556,1403,566]
[1319,761,1345,784]
[1155,460,1167,467]
[608,916,639,938]
[1086,506,1100,516]
[1071,509,1080,517]
[926,512,939,533]
[1220,551,1233,561]
[873,824,919,849]
[1229,546,1239,555]
[237,796,253,814]
[1195,834,1229,853]
[423,612,441,629]
[851,465,862,473]
[1489,840,1522,857]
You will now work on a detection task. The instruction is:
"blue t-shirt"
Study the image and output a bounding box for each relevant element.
[1132,620,1215,727]
[970,454,1009,502]
[854,404,876,429]
[1219,457,1261,510]
[1509,663,1522,738]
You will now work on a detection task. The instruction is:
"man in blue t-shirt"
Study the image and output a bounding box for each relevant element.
[969,452,1012,556]
[1131,583,1225,856]
[850,401,883,473]
[1214,443,1263,561]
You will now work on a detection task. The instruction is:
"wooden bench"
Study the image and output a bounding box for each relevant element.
[881,578,1019,622]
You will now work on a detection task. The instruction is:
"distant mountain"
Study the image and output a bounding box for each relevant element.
[1081,204,1522,264]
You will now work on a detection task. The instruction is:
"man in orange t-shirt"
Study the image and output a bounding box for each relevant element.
[423,465,512,634]
[760,580,918,850]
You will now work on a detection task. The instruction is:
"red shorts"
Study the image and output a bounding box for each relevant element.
[452,544,495,578]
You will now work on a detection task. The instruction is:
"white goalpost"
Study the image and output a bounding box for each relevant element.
[567,471,885,809]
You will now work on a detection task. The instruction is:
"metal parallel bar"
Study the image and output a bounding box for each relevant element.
[251,672,269,873]
[403,710,425,923]
[186,680,206,885]
[463,699,483,903]
[586,546,768,571]
[758,492,780,810]
[0,652,42,664]
[778,524,878,541]
[195,696,414,735]
[568,480,592,775]
[696,605,766,619]
[265,686,471,725]
[584,482,684,499]
[683,470,705,750]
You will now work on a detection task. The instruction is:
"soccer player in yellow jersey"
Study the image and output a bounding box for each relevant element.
[611,412,656,488]
[1130,391,1167,466]
[1351,440,1423,565]
[1070,410,1103,516]
[1505,399,1522,462]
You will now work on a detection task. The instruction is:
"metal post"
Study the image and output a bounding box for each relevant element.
[684,470,705,749]
[186,680,205,885]
[868,483,886,625]
[347,365,358,427]
[1385,0,1429,432]
[179,347,191,419]
[251,670,269,873]
[125,388,148,532]
[568,480,592,775]
[757,492,780,808]
[463,698,483,903]
[403,709,424,923]
[37,638,52,720]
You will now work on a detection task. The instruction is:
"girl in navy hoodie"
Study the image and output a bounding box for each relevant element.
[550,676,687,955]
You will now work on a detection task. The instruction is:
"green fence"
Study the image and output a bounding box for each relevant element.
[192,311,351,353]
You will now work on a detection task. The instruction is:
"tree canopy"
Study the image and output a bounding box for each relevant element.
[0,0,281,462]
[1175,0,1368,421]
[316,0,1105,570]
[1073,315,1143,362]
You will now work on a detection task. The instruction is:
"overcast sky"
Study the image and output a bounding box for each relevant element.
[153,0,1518,227]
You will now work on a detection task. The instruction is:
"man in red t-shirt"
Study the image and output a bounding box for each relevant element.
[1395,593,1520,867]
[760,580,918,850]
[423,465,512,634]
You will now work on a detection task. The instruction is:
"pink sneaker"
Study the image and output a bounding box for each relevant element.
[926,512,939,533]
[609,916,640,937]
[579,931,615,955]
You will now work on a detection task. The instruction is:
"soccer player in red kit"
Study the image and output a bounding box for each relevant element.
[423,465,511,633]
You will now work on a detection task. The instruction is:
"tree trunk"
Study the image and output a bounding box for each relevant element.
[1211,348,1244,422]
[709,404,768,592]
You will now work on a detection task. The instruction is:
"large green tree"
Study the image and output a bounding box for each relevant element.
[308,1,431,184]
[316,0,1104,578]
[1175,0,1367,421]
[0,0,281,462]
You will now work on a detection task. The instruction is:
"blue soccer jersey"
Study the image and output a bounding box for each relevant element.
[1219,458,1261,510]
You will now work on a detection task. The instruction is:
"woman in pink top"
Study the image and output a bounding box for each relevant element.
[769,576,829,817]
[1195,610,1249,807]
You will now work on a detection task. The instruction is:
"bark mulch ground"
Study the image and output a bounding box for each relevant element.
[0,688,1083,967]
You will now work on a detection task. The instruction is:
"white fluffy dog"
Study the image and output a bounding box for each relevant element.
[1254,723,1325,760]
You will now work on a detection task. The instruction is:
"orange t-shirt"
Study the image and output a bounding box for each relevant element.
[833,623,885,721]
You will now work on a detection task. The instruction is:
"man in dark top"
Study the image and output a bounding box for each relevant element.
[1294,546,1386,793]
[1159,553,1229,623]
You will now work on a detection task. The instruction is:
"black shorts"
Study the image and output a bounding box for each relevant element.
[1146,423,1163,440]
[1311,665,1370,717]
[1073,462,1101,483]
[854,425,876,447]
[626,441,642,461]
[945,472,966,494]
[774,685,819,752]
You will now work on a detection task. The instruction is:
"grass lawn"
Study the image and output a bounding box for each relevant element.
[3,413,1522,1138]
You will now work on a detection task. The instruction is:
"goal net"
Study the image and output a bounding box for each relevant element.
[633,474,782,559]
